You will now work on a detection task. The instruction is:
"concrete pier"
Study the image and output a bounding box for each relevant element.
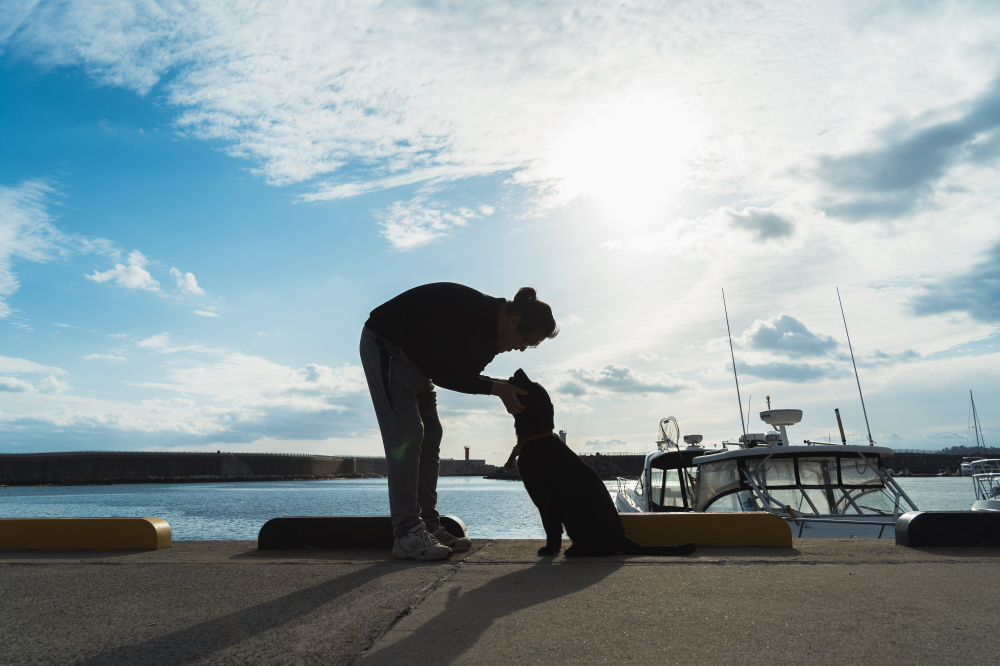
[2,540,997,665]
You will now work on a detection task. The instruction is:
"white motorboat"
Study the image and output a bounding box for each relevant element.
[615,407,919,538]
[970,459,1000,511]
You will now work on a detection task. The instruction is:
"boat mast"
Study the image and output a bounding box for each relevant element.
[837,288,874,446]
[971,390,986,455]
[722,289,747,440]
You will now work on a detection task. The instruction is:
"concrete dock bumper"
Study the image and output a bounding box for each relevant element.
[896,510,1000,547]
[0,517,171,550]
[620,512,793,547]
[258,514,468,549]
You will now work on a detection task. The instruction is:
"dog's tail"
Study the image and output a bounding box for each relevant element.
[621,537,697,556]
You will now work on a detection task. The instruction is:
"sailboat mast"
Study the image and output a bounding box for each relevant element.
[971,390,986,454]
[837,288,874,446]
[722,289,747,440]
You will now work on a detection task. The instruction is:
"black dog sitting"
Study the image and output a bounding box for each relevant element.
[506,369,697,558]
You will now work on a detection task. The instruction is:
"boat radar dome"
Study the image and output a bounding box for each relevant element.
[759,409,802,426]
[683,434,703,446]
[758,409,802,446]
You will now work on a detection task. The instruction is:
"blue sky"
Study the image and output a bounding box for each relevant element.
[2,0,999,462]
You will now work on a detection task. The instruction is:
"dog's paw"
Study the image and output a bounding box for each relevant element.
[537,546,560,557]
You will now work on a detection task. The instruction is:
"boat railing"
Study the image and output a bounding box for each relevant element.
[781,510,895,538]
[614,477,633,496]
[973,473,1000,502]
[738,451,916,528]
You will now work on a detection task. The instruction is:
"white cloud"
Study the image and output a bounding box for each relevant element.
[0,374,68,393]
[0,355,66,375]
[10,0,996,212]
[194,310,219,317]
[86,250,160,291]
[558,364,700,397]
[170,267,205,295]
[0,376,36,392]
[137,333,174,350]
[579,438,635,452]
[84,354,127,361]
[0,334,371,441]
[0,181,65,318]
[379,199,489,250]
[0,181,121,318]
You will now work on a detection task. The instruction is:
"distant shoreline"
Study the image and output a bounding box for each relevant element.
[3,473,393,487]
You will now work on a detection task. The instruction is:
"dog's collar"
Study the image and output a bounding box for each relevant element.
[503,431,555,470]
[517,431,554,445]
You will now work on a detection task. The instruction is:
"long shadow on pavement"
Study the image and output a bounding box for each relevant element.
[360,559,621,664]
[71,561,393,666]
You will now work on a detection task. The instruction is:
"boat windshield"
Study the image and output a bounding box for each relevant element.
[696,453,897,515]
[695,459,740,509]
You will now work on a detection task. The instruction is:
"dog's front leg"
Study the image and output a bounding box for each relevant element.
[538,514,563,556]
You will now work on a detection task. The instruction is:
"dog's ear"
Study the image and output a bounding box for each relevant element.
[513,368,530,382]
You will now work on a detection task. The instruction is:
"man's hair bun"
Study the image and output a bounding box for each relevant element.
[514,286,537,303]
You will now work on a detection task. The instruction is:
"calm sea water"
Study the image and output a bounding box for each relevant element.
[0,476,977,541]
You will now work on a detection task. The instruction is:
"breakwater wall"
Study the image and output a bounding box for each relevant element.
[0,452,486,484]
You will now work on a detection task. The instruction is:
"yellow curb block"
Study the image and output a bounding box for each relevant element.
[621,512,793,547]
[0,518,171,551]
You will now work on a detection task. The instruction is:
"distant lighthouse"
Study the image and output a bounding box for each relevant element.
[558,430,567,444]
[464,446,470,461]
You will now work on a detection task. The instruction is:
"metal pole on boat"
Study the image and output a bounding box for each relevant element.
[722,289,748,440]
[835,408,847,445]
[837,288,875,446]
[971,390,986,454]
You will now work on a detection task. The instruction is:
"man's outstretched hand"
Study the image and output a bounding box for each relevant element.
[492,380,528,415]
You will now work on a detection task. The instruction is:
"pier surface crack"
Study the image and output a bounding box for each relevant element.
[347,539,496,664]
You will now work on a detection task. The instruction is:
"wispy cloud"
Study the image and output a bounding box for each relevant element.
[737,361,847,383]
[0,1,894,204]
[170,267,205,295]
[709,314,919,383]
[0,376,36,392]
[912,240,1000,322]
[0,373,68,393]
[736,314,839,358]
[558,364,699,397]
[813,76,1000,220]
[0,181,66,318]
[3,334,371,443]
[0,355,66,375]
[724,206,796,241]
[379,200,493,250]
[84,354,127,361]
[86,250,160,291]
[614,203,816,259]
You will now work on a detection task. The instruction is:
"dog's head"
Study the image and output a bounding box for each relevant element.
[509,368,554,441]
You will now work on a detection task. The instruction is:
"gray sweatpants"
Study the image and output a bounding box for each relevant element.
[359,326,442,538]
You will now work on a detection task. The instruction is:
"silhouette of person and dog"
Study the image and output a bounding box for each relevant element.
[360,282,696,561]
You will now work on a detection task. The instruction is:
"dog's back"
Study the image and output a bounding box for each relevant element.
[517,434,627,553]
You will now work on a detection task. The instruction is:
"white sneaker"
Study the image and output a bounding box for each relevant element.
[430,525,472,553]
[391,528,452,561]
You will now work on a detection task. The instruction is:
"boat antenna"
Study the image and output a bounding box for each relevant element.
[971,390,986,454]
[746,395,752,430]
[837,288,874,446]
[722,289,747,440]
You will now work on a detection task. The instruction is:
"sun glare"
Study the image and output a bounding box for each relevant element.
[547,99,704,228]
